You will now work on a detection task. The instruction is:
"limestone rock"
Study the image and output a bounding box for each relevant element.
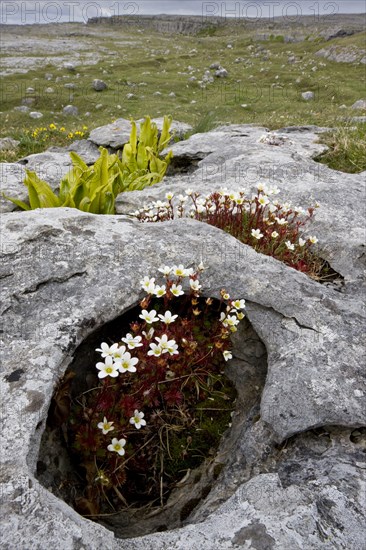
[301,91,314,100]
[0,124,365,549]
[215,67,228,78]
[0,205,365,548]
[29,111,43,119]
[63,62,76,71]
[63,105,78,116]
[13,106,29,113]
[92,79,107,91]
[0,137,20,151]
[0,163,27,212]
[351,99,366,110]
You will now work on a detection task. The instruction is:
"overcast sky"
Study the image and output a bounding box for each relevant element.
[1,1,365,25]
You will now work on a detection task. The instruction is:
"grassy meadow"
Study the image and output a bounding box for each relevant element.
[0,18,365,170]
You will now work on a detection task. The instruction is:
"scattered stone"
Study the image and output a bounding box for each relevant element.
[209,62,221,70]
[215,68,228,78]
[153,91,162,96]
[13,106,29,113]
[45,87,54,93]
[188,76,196,82]
[63,62,76,72]
[202,70,214,84]
[92,79,107,92]
[350,115,366,123]
[315,46,365,64]
[26,87,35,94]
[288,55,296,63]
[0,163,27,212]
[21,97,35,106]
[351,99,366,110]
[29,111,43,119]
[62,105,78,116]
[301,91,315,100]
[126,93,137,99]
[168,92,176,97]
[64,83,76,89]
[0,137,20,151]
[95,104,103,110]
[44,73,53,80]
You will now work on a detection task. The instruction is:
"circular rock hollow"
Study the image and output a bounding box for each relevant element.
[37,300,268,539]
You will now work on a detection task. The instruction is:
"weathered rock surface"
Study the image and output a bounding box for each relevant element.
[315,46,366,64]
[0,137,20,151]
[92,79,107,92]
[351,99,366,110]
[63,105,79,116]
[0,124,365,549]
[117,124,364,284]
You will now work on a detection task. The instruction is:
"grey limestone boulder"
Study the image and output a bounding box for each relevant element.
[92,79,107,92]
[63,105,79,116]
[301,91,315,100]
[29,111,44,119]
[0,137,20,151]
[0,124,365,549]
[215,67,228,78]
[351,99,366,110]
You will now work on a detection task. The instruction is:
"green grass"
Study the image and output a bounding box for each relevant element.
[315,124,366,173]
[0,22,365,164]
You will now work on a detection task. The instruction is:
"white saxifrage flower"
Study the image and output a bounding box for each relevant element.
[96,357,120,379]
[107,438,126,456]
[308,235,318,244]
[171,283,184,297]
[122,334,143,349]
[285,241,295,251]
[271,231,279,238]
[172,264,193,277]
[223,350,233,361]
[165,192,174,200]
[257,194,269,207]
[95,342,120,358]
[111,345,127,361]
[158,311,178,324]
[298,238,306,247]
[153,285,166,298]
[155,334,179,355]
[251,228,264,240]
[139,309,159,324]
[117,352,139,373]
[231,299,245,310]
[147,343,163,357]
[129,410,147,430]
[158,265,172,276]
[190,279,202,292]
[97,417,114,435]
[140,276,156,293]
